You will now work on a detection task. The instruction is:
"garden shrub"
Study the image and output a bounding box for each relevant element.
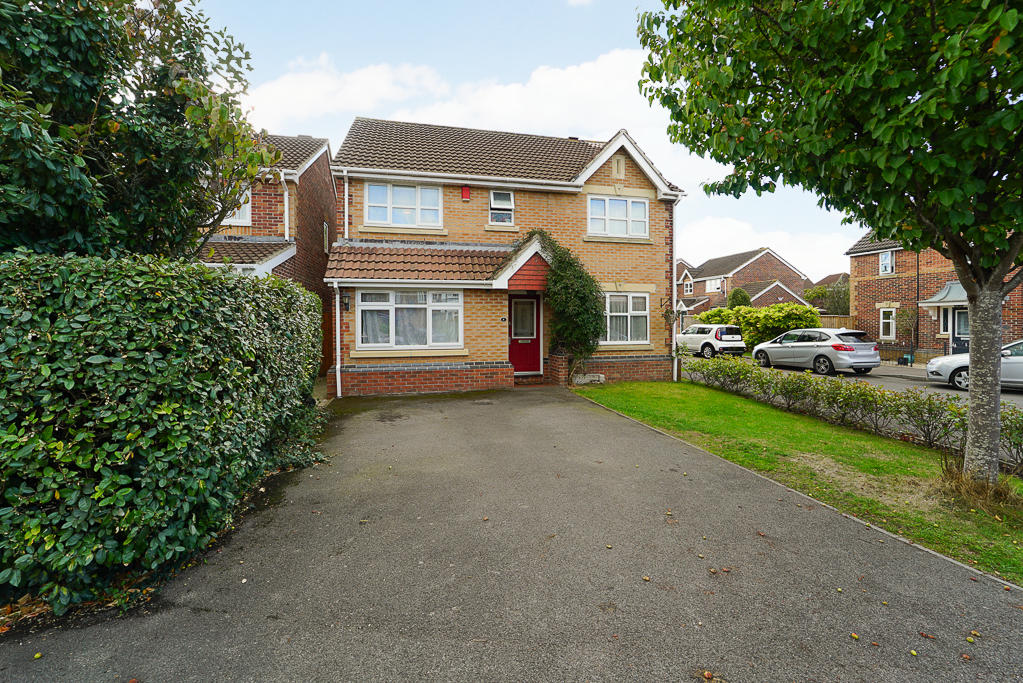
[0,252,322,611]
[773,370,816,412]
[696,302,821,347]
[901,388,962,450]
[1000,405,1023,476]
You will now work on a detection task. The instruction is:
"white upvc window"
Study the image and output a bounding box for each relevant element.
[683,279,693,295]
[356,289,463,349]
[879,250,894,275]
[602,293,649,344]
[705,278,722,293]
[365,183,442,228]
[588,196,648,238]
[879,308,896,340]
[222,188,252,226]
[489,190,514,225]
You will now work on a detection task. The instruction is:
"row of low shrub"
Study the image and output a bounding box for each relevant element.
[696,303,822,348]
[0,252,323,612]
[678,355,1023,474]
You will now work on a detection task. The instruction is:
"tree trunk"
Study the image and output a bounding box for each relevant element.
[963,287,1003,484]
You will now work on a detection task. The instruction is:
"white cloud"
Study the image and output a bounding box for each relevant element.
[677,216,852,282]
[241,49,853,281]
[242,54,450,131]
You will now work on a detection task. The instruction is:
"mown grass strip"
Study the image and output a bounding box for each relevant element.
[575,381,1023,586]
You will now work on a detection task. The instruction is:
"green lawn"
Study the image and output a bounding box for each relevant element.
[575,381,1023,586]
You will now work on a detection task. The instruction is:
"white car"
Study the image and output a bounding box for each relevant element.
[925,340,1023,390]
[676,324,745,358]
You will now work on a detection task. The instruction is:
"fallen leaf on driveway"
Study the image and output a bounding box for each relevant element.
[757,531,765,537]
[643,576,651,582]
[919,632,936,639]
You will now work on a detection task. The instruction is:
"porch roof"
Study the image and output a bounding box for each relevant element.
[324,239,515,282]
[199,240,293,266]
[919,281,967,308]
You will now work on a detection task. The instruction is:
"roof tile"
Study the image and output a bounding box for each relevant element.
[325,240,514,281]
[199,241,292,265]
[266,134,328,171]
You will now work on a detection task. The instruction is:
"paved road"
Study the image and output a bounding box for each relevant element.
[2,388,1021,681]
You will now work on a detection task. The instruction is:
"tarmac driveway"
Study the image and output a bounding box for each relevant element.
[2,387,1022,681]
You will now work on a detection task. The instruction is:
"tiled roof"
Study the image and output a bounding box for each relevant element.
[814,272,849,288]
[266,134,328,171]
[333,117,605,182]
[325,240,515,281]
[737,279,777,298]
[845,232,902,255]
[198,241,292,265]
[675,259,693,280]
[691,248,768,279]
[679,296,709,310]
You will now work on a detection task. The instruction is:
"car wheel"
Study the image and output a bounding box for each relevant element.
[813,355,835,375]
[701,344,716,359]
[755,350,771,368]
[950,368,969,391]
[853,368,871,375]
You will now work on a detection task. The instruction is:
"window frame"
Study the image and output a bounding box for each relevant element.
[355,288,464,350]
[587,195,649,238]
[940,307,951,334]
[601,292,650,345]
[954,308,970,339]
[489,190,515,226]
[364,183,443,229]
[683,279,693,295]
[222,188,252,226]
[878,250,894,275]
[323,221,330,254]
[879,308,896,340]
[705,278,722,293]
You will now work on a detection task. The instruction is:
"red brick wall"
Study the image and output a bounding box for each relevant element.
[752,284,805,307]
[271,152,337,375]
[327,362,514,397]
[508,253,549,290]
[731,251,806,295]
[219,179,291,237]
[850,247,1023,349]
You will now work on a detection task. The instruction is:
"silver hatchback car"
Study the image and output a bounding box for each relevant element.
[752,328,881,375]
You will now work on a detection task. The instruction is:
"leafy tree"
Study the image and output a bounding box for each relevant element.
[727,286,751,308]
[805,281,850,314]
[639,1,1023,483]
[521,229,605,379]
[0,0,278,257]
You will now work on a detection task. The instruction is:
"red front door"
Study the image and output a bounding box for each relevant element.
[509,295,541,374]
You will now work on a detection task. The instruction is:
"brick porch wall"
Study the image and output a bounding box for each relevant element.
[326,361,514,397]
[544,352,672,384]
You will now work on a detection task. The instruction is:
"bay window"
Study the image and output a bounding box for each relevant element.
[588,196,648,238]
[357,290,462,349]
[603,293,649,344]
[366,184,442,227]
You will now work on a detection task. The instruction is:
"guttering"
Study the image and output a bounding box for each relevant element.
[324,278,493,288]
[671,196,680,382]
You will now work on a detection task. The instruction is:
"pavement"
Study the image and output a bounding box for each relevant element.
[2,387,1022,681]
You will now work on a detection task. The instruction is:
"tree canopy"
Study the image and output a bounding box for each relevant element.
[639,0,1023,484]
[0,0,278,257]
[727,287,751,308]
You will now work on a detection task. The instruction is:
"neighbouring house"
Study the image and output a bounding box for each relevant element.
[200,134,338,374]
[324,117,682,397]
[846,232,1023,357]
[812,272,850,289]
[675,247,812,319]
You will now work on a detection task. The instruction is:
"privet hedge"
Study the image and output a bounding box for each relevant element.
[696,303,821,348]
[678,356,1023,474]
[0,252,322,611]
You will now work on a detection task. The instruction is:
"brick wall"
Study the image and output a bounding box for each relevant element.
[508,253,549,290]
[219,179,294,238]
[327,361,514,397]
[731,251,806,295]
[850,247,1023,349]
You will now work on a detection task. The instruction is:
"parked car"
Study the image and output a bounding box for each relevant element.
[676,324,745,358]
[752,328,880,375]
[925,340,1023,390]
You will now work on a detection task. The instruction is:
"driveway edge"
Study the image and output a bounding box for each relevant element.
[572,388,1023,592]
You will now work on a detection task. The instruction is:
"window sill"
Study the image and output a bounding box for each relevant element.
[597,343,654,351]
[349,348,469,359]
[583,236,653,245]
[485,224,519,232]
[359,225,448,235]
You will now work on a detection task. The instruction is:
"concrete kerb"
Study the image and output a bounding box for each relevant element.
[572,389,1023,593]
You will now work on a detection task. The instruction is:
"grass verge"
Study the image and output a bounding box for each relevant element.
[575,380,1023,586]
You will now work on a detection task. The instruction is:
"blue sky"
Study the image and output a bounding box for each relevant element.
[203,0,863,280]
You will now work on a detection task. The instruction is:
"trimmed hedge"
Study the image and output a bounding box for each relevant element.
[678,356,1023,474]
[0,252,322,611]
[696,303,821,348]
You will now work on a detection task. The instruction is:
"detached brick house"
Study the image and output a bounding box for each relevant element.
[675,247,812,317]
[201,134,338,373]
[846,232,1023,356]
[324,118,682,397]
